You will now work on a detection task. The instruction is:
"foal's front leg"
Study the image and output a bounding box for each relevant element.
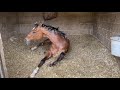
[31,39,50,51]
[29,51,52,78]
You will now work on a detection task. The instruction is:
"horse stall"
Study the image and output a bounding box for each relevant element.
[0,12,120,78]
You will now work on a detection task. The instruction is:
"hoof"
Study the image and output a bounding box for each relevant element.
[31,46,37,51]
[44,51,46,54]
[49,63,56,67]
[28,75,35,78]
[28,76,31,78]
[49,64,52,67]
[41,43,44,46]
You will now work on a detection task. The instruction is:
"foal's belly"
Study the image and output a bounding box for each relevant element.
[51,42,68,57]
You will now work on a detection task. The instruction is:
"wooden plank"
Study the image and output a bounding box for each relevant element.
[0,59,4,78]
[0,33,8,78]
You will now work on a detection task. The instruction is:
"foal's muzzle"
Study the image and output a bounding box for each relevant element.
[24,38,31,46]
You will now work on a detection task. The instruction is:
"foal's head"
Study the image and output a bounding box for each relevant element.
[25,22,44,45]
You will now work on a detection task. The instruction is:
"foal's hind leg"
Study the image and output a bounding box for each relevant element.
[29,51,52,78]
[31,39,51,51]
[49,52,66,67]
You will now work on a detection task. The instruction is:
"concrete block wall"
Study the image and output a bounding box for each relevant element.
[17,12,94,35]
[0,12,94,39]
[17,12,43,35]
[0,12,18,40]
[47,12,94,35]
[93,12,120,50]
[1,12,120,51]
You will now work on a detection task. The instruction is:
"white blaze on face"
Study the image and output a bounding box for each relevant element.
[32,27,35,30]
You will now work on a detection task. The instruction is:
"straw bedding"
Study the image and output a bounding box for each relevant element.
[3,34,120,78]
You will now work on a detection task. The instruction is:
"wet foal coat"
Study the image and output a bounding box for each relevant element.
[25,23,70,78]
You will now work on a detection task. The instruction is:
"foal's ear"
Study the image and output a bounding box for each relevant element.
[34,22,39,27]
[39,20,45,26]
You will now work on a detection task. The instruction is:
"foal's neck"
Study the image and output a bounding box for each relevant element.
[41,28,52,38]
[40,27,56,43]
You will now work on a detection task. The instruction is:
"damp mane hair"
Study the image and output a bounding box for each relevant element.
[41,24,66,38]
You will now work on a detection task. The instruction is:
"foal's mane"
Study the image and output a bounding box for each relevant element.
[41,24,66,38]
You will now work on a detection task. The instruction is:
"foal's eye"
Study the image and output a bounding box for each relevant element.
[32,32,36,34]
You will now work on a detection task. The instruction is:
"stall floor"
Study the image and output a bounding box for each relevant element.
[3,34,120,78]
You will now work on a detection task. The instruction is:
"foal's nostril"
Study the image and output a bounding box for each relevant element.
[25,38,31,46]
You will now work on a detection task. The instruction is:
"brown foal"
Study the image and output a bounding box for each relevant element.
[25,22,70,78]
